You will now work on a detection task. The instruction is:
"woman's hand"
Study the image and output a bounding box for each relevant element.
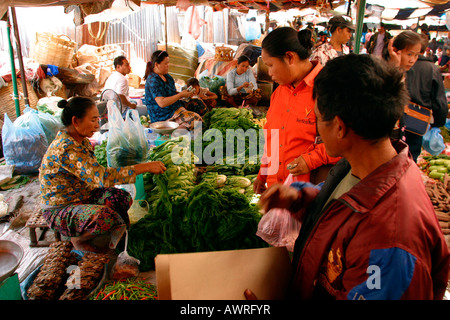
[145,161,166,174]
[287,156,310,176]
[134,161,166,175]
[180,89,195,99]
[387,39,401,67]
[253,177,267,194]
[258,184,300,213]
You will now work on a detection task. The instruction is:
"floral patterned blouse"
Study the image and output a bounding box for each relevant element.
[310,42,350,66]
[39,130,136,207]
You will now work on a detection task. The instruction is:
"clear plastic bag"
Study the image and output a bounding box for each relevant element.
[15,107,62,144]
[256,174,302,252]
[111,230,140,280]
[106,103,148,168]
[423,127,445,156]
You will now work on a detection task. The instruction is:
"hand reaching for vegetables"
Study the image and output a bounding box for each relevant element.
[253,177,267,194]
[135,161,166,175]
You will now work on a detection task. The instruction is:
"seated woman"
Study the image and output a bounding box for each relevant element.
[40,96,166,253]
[144,50,202,131]
[184,77,218,116]
[221,55,261,107]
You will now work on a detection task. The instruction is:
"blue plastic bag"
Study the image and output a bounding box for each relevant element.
[15,107,62,144]
[423,127,446,156]
[2,111,48,174]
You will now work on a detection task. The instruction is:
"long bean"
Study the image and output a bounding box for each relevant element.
[91,277,158,300]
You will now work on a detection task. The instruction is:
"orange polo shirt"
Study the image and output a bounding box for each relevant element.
[257,61,340,187]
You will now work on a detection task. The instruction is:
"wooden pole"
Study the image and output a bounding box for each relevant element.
[6,9,20,117]
[10,6,29,108]
[164,4,168,51]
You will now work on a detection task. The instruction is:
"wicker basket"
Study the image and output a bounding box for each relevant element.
[215,46,235,62]
[0,81,38,122]
[30,32,76,68]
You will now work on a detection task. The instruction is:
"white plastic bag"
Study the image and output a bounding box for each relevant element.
[256,174,302,252]
[106,103,148,168]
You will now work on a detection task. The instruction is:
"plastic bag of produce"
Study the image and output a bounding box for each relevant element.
[423,127,446,156]
[2,111,48,174]
[256,174,302,252]
[36,96,64,123]
[106,103,148,168]
[199,75,225,95]
[15,107,62,144]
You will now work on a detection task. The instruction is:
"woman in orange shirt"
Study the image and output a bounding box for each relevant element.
[254,27,340,194]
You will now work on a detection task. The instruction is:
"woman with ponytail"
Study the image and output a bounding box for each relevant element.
[39,96,166,252]
[253,27,340,194]
[144,50,202,131]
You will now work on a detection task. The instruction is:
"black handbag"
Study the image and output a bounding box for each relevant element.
[403,102,432,136]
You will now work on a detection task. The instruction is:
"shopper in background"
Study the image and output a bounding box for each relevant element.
[103,55,137,110]
[405,33,448,162]
[253,27,340,195]
[366,23,392,58]
[386,30,447,162]
[310,15,354,66]
[144,50,201,131]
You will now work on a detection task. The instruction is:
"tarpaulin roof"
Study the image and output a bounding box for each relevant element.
[2,0,450,22]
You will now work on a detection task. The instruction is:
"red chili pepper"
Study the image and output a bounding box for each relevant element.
[102,290,116,300]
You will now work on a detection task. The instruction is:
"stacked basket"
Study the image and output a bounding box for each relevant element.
[30,32,76,68]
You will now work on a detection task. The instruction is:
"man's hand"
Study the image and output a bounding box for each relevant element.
[258,184,300,213]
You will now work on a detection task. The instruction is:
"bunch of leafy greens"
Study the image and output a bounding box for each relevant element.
[94,140,108,167]
[127,182,267,271]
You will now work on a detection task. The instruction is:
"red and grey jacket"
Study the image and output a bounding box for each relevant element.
[289,140,450,300]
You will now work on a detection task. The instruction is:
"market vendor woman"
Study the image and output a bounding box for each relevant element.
[39,96,166,253]
[144,50,202,131]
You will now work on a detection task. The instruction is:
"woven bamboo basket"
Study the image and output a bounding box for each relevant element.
[30,32,76,68]
[215,46,235,62]
[0,81,38,122]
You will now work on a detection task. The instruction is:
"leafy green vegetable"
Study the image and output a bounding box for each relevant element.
[127,182,267,271]
[94,140,108,167]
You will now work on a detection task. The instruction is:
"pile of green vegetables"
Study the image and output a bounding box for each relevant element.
[199,108,263,161]
[143,136,198,207]
[127,182,267,271]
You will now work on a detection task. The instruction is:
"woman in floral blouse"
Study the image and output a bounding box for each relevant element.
[39,96,166,252]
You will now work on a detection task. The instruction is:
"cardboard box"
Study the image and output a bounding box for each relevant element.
[155,246,292,300]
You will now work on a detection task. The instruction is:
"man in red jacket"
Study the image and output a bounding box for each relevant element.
[257,54,450,300]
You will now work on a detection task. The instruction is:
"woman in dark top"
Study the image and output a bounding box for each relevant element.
[144,50,202,131]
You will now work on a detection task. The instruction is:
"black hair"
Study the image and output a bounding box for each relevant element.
[186,77,200,87]
[144,50,169,80]
[237,55,250,64]
[58,96,96,127]
[113,55,127,69]
[392,30,422,51]
[313,54,409,140]
[262,26,313,60]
